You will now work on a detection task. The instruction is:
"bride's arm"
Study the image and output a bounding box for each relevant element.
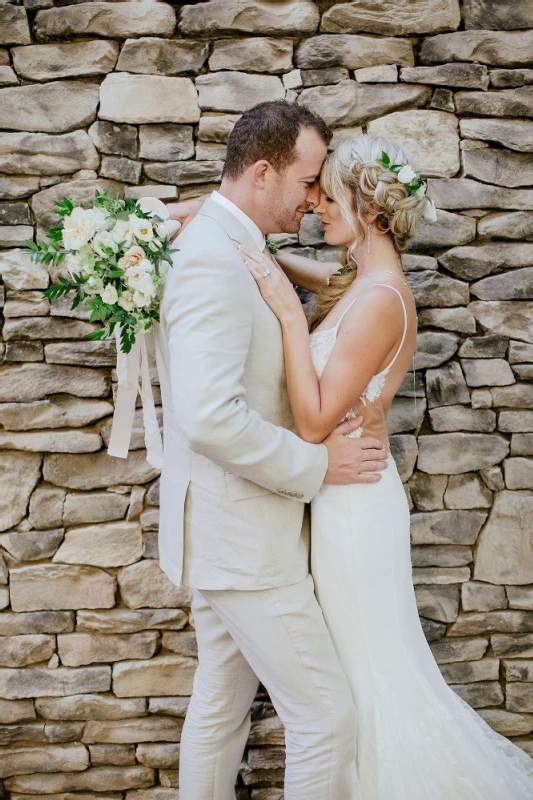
[275,249,340,293]
[239,246,402,444]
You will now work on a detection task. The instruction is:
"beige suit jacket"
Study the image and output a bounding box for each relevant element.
[153,198,328,590]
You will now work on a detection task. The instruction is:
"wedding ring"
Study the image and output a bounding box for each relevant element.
[262,269,271,277]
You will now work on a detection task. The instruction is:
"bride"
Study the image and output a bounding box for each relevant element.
[237,134,533,799]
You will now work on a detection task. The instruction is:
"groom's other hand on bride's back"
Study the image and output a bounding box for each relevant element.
[323,415,388,485]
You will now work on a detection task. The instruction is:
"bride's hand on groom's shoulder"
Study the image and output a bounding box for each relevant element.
[165,198,204,239]
[239,245,303,323]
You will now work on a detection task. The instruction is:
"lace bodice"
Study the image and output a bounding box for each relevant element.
[309,282,409,439]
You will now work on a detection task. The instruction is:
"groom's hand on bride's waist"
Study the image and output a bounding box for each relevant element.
[323,417,389,485]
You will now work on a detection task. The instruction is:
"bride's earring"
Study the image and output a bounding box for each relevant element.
[367,222,371,255]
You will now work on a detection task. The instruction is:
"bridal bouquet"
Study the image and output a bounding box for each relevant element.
[24,190,176,354]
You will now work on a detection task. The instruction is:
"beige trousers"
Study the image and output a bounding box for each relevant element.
[179,574,360,800]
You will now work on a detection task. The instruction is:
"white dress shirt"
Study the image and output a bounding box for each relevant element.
[211,190,266,252]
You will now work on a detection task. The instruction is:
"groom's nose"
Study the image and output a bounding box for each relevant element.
[305,180,321,208]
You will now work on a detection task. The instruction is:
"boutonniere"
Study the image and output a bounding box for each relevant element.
[265,235,278,255]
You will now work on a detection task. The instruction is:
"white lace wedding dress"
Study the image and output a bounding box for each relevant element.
[309,284,533,799]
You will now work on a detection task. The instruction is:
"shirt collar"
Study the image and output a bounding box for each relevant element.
[210,191,266,252]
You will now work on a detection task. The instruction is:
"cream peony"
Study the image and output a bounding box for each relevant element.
[101,284,119,305]
[62,207,96,251]
[118,245,146,271]
[133,283,156,307]
[130,214,154,242]
[92,230,119,259]
[397,164,417,185]
[87,207,109,232]
[124,260,154,291]
[118,291,135,312]
[112,218,134,247]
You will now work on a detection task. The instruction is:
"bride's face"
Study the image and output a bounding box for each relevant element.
[314,185,355,247]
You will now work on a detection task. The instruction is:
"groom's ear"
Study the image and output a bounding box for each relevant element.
[251,160,272,190]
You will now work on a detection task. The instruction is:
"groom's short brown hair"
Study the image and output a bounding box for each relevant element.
[222,100,332,180]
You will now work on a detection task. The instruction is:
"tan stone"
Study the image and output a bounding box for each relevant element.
[444,474,493,509]
[136,743,180,769]
[0,451,41,532]
[0,397,112,432]
[89,743,136,766]
[429,405,496,433]
[469,301,533,344]
[82,716,181,744]
[367,110,459,178]
[0,248,48,291]
[461,358,515,387]
[5,766,155,793]
[100,74,200,125]
[0,7,31,46]
[449,610,533,636]
[148,697,189,717]
[0,364,109,403]
[43,451,159,491]
[10,564,116,612]
[390,434,418,482]
[0,743,88,779]
[0,699,36,724]
[117,38,207,75]
[296,34,413,69]
[0,430,101,454]
[198,115,240,143]
[401,63,489,90]
[452,681,504,708]
[504,458,533,490]
[0,530,64,562]
[0,131,99,177]
[58,632,158,667]
[113,656,196,697]
[32,178,122,232]
[430,177,533,210]
[506,683,533,713]
[36,695,146,721]
[440,658,500,683]
[180,0,319,36]
[138,125,194,162]
[35,3,176,40]
[63,491,129,526]
[420,31,533,67]
[463,148,533,189]
[12,41,118,82]
[460,118,533,153]
[415,585,460,623]
[0,176,40,200]
[417,433,509,474]
[430,637,488,664]
[53,522,142,568]
[0,666,111,700]
[0,611,74,636]
[209,38,293,73]
[321,0,460,35]
[118,560,191,609]
[144,160,223,186]
[0,635,56,668]
[478,709,533,737]
[455,86,533,119]
[411,510,486,545]
[412,210,476,249]
[409,473,447,511]
[196,72,284,112]
[1,82,99,134]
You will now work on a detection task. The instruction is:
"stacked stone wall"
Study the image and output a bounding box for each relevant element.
[1,1,533,796]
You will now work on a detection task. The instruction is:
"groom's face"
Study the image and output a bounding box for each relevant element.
[267,127,327,234]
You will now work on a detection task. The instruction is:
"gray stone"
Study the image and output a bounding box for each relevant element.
[118,560,191,610]
[367,110,460,178]
[297,81,429,127]
[0,611,73,636]
[0,7,31,46]
[2,316,98,342]
[420,31,533,67]
[411,210,477,250]
[5,342,44,363]
[462,358,515,387]
[0,65,18,86]
[88,121,137,159]
[411,510,487,545]
[63,491,129,526]
[402,255,438,272]
[0,699,36,724]
[45,341,116,367]
[492,383,533,408]
[428,178,533,210]
[506,684,533,713]
[478,709,533,736]
[196,72,284,113]
[418,433,509,474]
[511,434,533,455]
[390,435,418,481]
[491,634,533,658]
[58,632,158,667]
[400,63,489,89]
[504,457,533,490]
[406,271,469,308]
[460,118,533,152]
[455,86,533,119]
[387,397,426,434]
[100,74,199,125]
[0,204,30,227]
[426,361,470,408]
[148,697,189,717]
[417,307,477,334]
[0,397,112,431]
[464,0,533,31]
[196,143,227,161]
[0,635,56,668]
[463,148,533,188]
[415,585,460,624]
[179,0,319,36]
[117,38,207,75]
[479,211,533,241]
[354,65,398,83]
[475,491,533,584]
[444,473,493,509]
[125,185,178,202]
[0,176,40,200]
[451,681,504,708]
[411,545,472,568]
[136,742,180,769]
[0,364,109,403]
[43,451,159,490]
[144,160,223,186]
[429,405,496,433]
[301,68,349,87]
[139,125,194,162]
[0,131,95,175]
[0,451,41,532]
[4,290,50,318]
[10,564,116,612]
[507,587,533,611]
[0,430,102,453]
[76,608,188,634]
[113,656,196,698]
[441,658,500,684]
[5,765,155,793]
[490,69,533,88]
[459,335,509,359]
[197,114,240,143]
[431,637,489,664]
[0,742,89,779]
[53,522,142,569]
[12,41,118,82]
[35,3,176,40]
[450,610,533,636]
[100,156,140,185]
[472,268,533,302]
[296,34,413,69]
[89,743,136,765]
[1,82,99,134]
[429,87,455,112]
[32,178,122,233]
[480,466,505,491]
[209,38,293,73]
[0,530,64,562]
[415,332,459,369]
[409,473,447,511]
[0,225,35,247]
[0,665,111,700]
[320,0,460,35]
[469,301,533,344]
[462,582,507,612]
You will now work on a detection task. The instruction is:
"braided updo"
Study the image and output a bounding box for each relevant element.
[308,134,428,331]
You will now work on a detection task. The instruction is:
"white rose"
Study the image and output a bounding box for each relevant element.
[423,197,438,223]
[124,260,153,290]
[92,230,119,259]
[62,207,96,251]
[112,218,134,247]
[118,245,146,270]
[87,207,109,232]
[130,214,154,242]
[118,291,135,312]
[64,253,80,278]
[101,284,119,305]
[133,285,155,308]
[397,164,417,185]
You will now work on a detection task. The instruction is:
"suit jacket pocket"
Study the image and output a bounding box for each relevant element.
[224,471,273,501]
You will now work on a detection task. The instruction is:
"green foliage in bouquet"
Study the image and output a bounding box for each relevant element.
[24,190,175,354]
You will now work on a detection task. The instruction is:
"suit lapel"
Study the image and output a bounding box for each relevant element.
[198,198,263,254]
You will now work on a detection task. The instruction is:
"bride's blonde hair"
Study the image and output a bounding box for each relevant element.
[308,134,427,332]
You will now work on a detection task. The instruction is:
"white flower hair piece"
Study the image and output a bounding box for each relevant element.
[376,151,437,223]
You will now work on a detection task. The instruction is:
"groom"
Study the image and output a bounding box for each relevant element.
[153,101,388,799]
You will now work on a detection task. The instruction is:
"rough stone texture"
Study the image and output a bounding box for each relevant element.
[1,3,533,792]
